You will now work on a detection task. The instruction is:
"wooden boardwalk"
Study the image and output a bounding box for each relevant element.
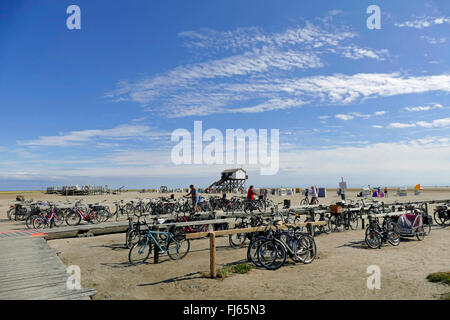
[0,234,96,300]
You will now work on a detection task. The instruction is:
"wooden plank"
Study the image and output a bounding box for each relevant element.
[0,236,96,300]
[186,221,326,239]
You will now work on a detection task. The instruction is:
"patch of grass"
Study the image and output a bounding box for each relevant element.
[442,293,450,300]
[229,263,253,274]
[215,263,254,279]
[426,272,450,285]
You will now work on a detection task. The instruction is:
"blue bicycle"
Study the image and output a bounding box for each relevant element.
[128,228,190,265]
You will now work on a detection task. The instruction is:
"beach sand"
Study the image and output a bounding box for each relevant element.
[0,189,449,300]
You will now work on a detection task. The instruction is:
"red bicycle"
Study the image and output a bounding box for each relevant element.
[172,213,208,234]
[65,204,101,226]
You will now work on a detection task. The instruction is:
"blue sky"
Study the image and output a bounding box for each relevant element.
[0,0,449,190]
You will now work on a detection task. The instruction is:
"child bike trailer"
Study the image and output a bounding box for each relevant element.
[396,213,425,241]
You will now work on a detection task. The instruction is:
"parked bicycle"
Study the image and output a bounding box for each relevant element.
[65,201,102,225]
[434,204,450,226]
[128,222,190,265]
[248,211,317,270]
[365,214,400,249]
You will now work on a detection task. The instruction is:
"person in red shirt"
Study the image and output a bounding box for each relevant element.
[247,185,255,200]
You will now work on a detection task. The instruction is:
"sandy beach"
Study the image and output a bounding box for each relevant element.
[0,189,449,300]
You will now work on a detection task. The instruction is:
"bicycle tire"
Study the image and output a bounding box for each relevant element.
[229,232,247,248]
[33,217,46,229]
[129,239,152,265]
[365,229,382,249]
[167,234,190,260]
[66,212,81,226]
[53,211,65,227]
[257,239,287,270]
[387,230,400,246]
[247,237,266,267]
[126,228,142,249]
[7,208,14,221]
[26,214,38,229]
[293,234,317,264]
[416,227,425,241]
[423,221,431,236]
[349,213,359,230]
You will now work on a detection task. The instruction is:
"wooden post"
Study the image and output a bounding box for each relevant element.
[209,232,216,278]
[154,225,159,264]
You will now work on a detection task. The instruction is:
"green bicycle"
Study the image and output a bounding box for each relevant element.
[128,228,190,265]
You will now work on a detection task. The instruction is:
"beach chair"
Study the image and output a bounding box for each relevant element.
[397,187,407,196]
[414,184,422,195]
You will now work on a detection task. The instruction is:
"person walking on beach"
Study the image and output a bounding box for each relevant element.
[184,184,198,214]
[384,187,388,198]
[310,186,318,205]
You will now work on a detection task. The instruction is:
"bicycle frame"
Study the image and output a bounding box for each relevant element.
[139,230,176,254]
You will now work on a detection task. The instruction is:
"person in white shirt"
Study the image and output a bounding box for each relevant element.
[310,186,318,205]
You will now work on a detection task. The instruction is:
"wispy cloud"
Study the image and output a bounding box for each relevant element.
[388,117,450,129]
[420,35,447,44]
[404,103,443,112]
[395,16,450,29]
[335,110,387,121]
[106,20,393,117]
[108,71,450,118]
[18,124,170,147]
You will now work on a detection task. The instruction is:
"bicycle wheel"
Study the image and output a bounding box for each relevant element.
[7,208,14,221]
[33,217,47,229]
[126,228,142,249]
[167,234,190,260]
[129,239,152,265]
[320,217,331,234]
[229,232,247,248]
[65,212,81,226]
[26,214,38,229]
[247,237,266,267]
[53,211,65,227]
[300,199,307,206]
[293,234,317,264]
[257,239,287,270]
[349,213,359,230]
[365,229,382,249]
[387,230,400,246]
[423,220,431,236]
[416,227,425,241]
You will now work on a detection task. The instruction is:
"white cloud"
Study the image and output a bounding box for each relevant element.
[335,110,387,121]
[388,123,417,128]
[18,124,170,147]
[388,117,450,129]
[4,137,450,186]
[420,35,447,44]
[395,16,450,29]
[109,71,450,117]
[335,114,354,121]
[107,20,394,117]
[404,103,443,112]
[372,125,383,129]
